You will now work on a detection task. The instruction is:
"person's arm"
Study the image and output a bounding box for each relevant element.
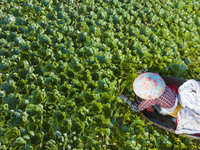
[138,99,156,111]
[120,94,140,112]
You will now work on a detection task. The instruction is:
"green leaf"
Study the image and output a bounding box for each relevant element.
[0,63,9,73]
[70,58,84,72]
[45,140,58,150]
[53,110,65,122]
[71,119,85,134]
[6,127,20,140]
[90,101,103,113]
[29,88,46,104]
[82,90,96,103]
[39,34,52,45]
[13,137,26,146]
[3,93,21,109]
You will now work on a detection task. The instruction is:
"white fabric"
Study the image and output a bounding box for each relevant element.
[175,108,200,134]
[175,79,200,134]
[157,96,178,115]
[178,79,200,115]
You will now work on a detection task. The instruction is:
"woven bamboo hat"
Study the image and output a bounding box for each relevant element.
[133,73,166,100]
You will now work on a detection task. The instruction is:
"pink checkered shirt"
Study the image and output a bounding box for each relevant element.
[138,86,177,111]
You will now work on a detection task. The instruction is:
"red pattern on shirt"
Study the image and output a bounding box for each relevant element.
[138,86,176,111]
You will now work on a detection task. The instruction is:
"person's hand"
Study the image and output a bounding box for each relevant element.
[120,94,128,102]
[125,98,140,112]
[154,104,161,112]
[129,101,140,112]
[120,94,140,112]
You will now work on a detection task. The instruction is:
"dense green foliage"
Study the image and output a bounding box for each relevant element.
[1,0,200,149]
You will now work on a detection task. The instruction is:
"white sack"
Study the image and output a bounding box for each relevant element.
[178,79,200,115]
[175,79,200,134]
[175,108,200,134]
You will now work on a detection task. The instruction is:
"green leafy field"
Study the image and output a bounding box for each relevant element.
[1,0,200,149]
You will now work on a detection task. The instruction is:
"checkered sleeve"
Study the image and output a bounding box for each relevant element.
[155,86,176,109]
[138,99,156,111]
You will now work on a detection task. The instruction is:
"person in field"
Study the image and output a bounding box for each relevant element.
[120,72,182,118]
[120,72,200,134]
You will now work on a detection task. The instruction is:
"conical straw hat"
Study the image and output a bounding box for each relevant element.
[133,73,166,100]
